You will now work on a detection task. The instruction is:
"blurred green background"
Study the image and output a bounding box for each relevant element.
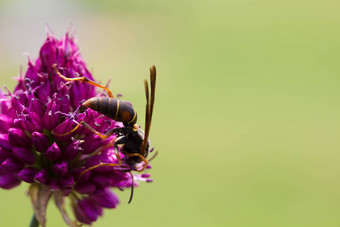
[1,0,340,226]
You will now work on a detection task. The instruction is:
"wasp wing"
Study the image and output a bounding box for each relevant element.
[140,80,151,156]
[149,65,156,122]
[140,65,156,156]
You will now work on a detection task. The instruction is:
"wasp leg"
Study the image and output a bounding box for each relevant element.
[80,121,119,139]
[126,153,149,172]
[80,143,122,177]
[52,120,84,137]
[79,160,122,177]
[53,64,114,98]
[128,171,134,204]
[52,120,122,140]
[91,136,114,156]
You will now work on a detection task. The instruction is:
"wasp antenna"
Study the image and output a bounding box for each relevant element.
[128,172,135,204]
[148,150,159,162]
[140,66,157,156]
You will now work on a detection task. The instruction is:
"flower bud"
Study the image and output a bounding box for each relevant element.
[18,167,38,183]
[32,132,49,153]
[29,98,45,118]
[42,101,58,130]
[73,199,102,225]
[0,115,12,133]
[12,147,35,164]
[91,188,119,208]
[91,173,112,188]
[45,142,61,161]
[24,62,40,86]
[72,168,90,183]
[0,147,11,163]
[0,134,12,150]
[8,128,31,147]
[59,174,74,187]
[36,81,52,105]
[74,183,96,194]
[2,158,24,171]
[40,37,57,70]
[34,168,50,185]
[0,173,21,189]
[52,161,68,176]
[62,139,82,161]
[52,119,76,142]
[81,135,108,154]
[0,134,11,150]
[13,118,39,134]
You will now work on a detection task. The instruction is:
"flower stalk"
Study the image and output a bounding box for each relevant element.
[29,214,39,227]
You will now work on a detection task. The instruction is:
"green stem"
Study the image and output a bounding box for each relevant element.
[29,214,39,227]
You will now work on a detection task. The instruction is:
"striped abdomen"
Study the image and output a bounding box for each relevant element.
[82,97,137,125]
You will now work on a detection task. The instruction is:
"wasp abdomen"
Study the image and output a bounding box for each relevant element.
[82,97,137,125]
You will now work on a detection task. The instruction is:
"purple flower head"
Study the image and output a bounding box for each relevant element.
[0,32,155,226]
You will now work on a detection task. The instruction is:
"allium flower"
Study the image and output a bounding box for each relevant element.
[0,32,153,226]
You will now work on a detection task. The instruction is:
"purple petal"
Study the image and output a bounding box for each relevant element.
[36,81,52,104]
[34,169,50,185]
[12,147,35,164]
[13,118,39,134]
[59,174,74,188]
[29,112,43,132]
[91,173,113,188]
[29,98,46,118]
[0,134,12,152]
[18,167,38,183]
[91,188,119,208]
[72,168,91,183]
[0,147,12,163]
[74,183,96,194]
[73,205,93,225]
[52,161,68,176]
[45,142,61,161]
[50,178,59,191]
[2,158,24,171]
[32,132,49,153]
[0,115,12,133]
[40,36,57,72]
[42,100,59,130]
[52,119,77,142]
[140,173,151,178]
[24,61,40,87]
[55,84,71,113]
[74,199,102,224]
[8,128,31,147]
[81,135,109,154]
[62,139,82,161]
[0,173,21,189]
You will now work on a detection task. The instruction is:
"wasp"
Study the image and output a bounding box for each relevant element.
[52,65,157,202]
